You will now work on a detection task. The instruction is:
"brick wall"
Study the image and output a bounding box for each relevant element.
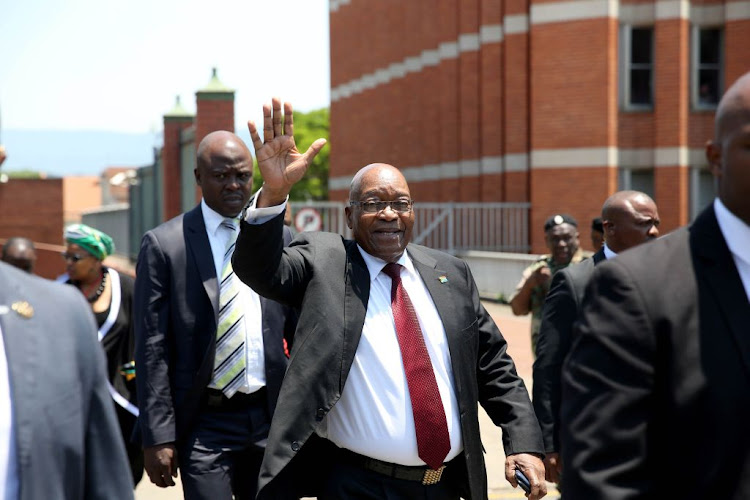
[0,178,65,279]
[329,0,748,253]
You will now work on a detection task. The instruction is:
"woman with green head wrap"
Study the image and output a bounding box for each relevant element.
[61,223,144,487]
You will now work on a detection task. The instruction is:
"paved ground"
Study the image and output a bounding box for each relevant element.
[135,301,560,499]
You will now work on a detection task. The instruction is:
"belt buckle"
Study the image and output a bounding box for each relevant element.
[422,465,445,485]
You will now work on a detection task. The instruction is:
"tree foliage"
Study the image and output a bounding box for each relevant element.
[253,107,330,201]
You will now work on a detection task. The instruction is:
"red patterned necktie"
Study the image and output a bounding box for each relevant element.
[382,262,450,470]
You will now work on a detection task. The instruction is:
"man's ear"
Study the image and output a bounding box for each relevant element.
[194,167,201,186]
[705,140,722,178]
[345,206,353,229]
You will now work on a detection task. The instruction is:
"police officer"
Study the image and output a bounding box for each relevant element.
[509,214,586,354]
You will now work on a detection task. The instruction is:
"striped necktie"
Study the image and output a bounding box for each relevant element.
[211,218,246,397]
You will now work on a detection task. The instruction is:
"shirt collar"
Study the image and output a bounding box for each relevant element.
[603,243,617,260]
[356,244,415,282]
[714,198,750,267]
[201,199,238,236]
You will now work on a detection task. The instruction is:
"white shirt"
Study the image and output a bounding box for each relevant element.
[714,198,750,301]
[603,243,617,260]
[201,200,266,394]
[245,191,463,466]
[0,322,19,500]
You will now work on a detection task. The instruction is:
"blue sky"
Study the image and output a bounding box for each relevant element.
[0,0,330,135]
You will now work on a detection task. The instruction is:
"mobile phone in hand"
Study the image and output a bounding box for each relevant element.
[515,469,531,494]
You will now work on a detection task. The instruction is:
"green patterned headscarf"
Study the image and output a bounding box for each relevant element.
[64,224,115,261]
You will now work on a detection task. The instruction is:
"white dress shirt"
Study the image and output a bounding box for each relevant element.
[714,198,750,301]
[0,323,19,500]
[202,200,266,394]
[603,243,617,260]
[245,191,463,466]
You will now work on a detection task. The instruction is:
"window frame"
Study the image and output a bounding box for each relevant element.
[691,25,724,111]
[620,24,655,111]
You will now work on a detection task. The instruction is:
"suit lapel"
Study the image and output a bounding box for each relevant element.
[341,242,370,392]
[407,246,463,397]
[0,266,39,470]
[184,206,220,320]
[592,247,606,265]
[691,206,750,380]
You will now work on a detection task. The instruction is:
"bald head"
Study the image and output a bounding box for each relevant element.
[601,191,660,253]
[349,163,406,201]
[196,131,251,170]
[194,130,254,217]
[714,73,750,142]
[706,71,750,225]
[2,237,37,273]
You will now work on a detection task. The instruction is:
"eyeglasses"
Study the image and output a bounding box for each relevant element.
[61,252,88,262]
[349,200,413,214]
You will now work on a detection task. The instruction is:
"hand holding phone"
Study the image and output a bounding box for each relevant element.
[515,468,531,494]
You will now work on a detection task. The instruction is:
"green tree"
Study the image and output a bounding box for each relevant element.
[253,107,329,201]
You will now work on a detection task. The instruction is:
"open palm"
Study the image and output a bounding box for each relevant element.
[248,98,327,201]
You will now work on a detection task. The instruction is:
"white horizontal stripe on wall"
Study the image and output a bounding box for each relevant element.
[531,147,617,168]
[530,0,618,25]
[656,0,690,20]
[727,1,750,21]
[328,154,530,190]
[327,148,709,188]
[329,0,351,13]
[504,14,529,35]
[617,2,743,24]
[620,147,705,168]
[331,24,506,103]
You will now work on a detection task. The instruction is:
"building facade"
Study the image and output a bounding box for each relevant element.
[328,0,750,253]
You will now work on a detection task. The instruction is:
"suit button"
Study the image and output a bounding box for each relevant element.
[291,441,300,452]
[315,408,326,421]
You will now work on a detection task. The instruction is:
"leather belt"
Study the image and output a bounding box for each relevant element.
[204,387,267,409]
[337,447,449,486]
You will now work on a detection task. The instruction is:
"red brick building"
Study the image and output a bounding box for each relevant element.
[328,0,750,253]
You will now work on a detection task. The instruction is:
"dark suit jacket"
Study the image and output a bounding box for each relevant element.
[134,205,293,448]
[0,262,134,499]
[232,213,544,500]
[561,205,750,499]
[533,247,605,452]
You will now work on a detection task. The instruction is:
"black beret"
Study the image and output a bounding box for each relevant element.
[591,217,603,232]
[544,214,578,232]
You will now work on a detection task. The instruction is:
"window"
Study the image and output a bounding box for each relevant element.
[692,27,723,108]
[690,166,715,219]
[621,26,654,109]
[618,167,654,197]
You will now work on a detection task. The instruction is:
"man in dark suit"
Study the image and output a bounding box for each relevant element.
[561,72,750,499]
[0,261,134,499]
[232,98,546,500]
[134,131,294,500]
[532,190,659,483]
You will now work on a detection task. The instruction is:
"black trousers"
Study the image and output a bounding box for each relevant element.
[179,389,270,500]
[320,446,468,500]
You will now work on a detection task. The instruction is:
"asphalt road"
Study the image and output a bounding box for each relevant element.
[134,301,560,499]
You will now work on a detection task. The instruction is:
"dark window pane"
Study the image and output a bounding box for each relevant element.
[631,28,653,64]
[631,68,652,105]
[699,29,721,64]
[698,69,720,105]
[631,170,654,198]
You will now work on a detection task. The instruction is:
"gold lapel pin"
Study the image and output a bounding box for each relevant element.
[11,301,34,319]
[438,275,448,284]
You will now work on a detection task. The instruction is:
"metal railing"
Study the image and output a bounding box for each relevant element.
[289,201,530,254]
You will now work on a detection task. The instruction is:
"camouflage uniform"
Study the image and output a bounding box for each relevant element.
[510,249,588,355]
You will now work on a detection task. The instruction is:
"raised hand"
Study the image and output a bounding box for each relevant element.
[248,97,327,207]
